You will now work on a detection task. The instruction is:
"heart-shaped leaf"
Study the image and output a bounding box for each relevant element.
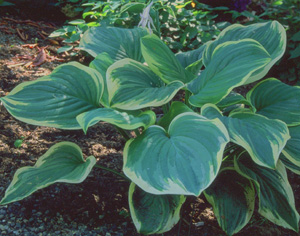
[0,62,103,129]
[247,78,300,126]
[106,58,184,110]
[0,142,96,205]
[141,34,193,84]
[202,104,290,169]
[188,39,271,107]
[128,183,185,235]
[89,53,115,107]
[76,108,156,134]
[204,168,255,236]
[203,21,286,84]
[79,27,148,61]
[235,153,300,232]
[123,112,230,196]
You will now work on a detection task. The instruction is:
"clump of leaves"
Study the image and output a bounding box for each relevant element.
[1,21,300,235]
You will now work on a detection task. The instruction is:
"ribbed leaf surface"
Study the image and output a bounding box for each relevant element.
[0,62,103,129]
[204,169,255,236]
[235,153,300,232]
[129,183,185,235]
[0,142,96,205]
[203,21,286,84]
[123,112,229,196]
[188,39,271,107]
[106,59,184,110]
[247,78,300,126]
[79,27,148,61]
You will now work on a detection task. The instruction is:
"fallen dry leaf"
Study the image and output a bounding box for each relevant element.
[32,47,47,66]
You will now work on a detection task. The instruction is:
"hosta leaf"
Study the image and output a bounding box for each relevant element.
[76,108,156,134]
[0,142,96,205]
[203,21,286,84]
[235,153,300,231]
[247,78,300,126]
[280,155,300,175]
[175,44,206,77]
[124,112,229,196]
[128,183,185,235]
[106,58,184,110]
[89,53,115,107]
[158,101,193,130]
[141,34,193,84]
[282,125,300,167]
[188,39,271,107]
[175,44,206,69]
[204,168,255,236]
[216,91,253,110]
[201,104,290,169]
[79,27,148,61]
[0,62,103,129]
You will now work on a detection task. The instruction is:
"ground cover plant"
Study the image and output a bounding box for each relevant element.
[1,17,300,236]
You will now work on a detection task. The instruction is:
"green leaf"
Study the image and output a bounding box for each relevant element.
[141,34,193,84]
[158,101,193,130]
[76,108,156,134]
[247,78,300,126]
[175,44,206,77]
[235,153,300,231]
[282,125,300,167]
[89,53,115,108]
[0,62,103,129]
[123,113,230,196]
[203,21,286,84]
[120,2,145,13]
[68,19,85,25]
[128,183,185,235]
[280,155,300,175]
[57,45,73,53]
[201,104,290,169]
[204,168,255,236]
[79,27,149,61]
[216,92,253,110]
[0,142,96,205]
[106,58,184,110]
[188,39,271,107]
[289,45,300,59]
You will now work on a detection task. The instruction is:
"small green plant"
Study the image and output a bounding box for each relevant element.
[1,20,300,235]
[14,137,24,148]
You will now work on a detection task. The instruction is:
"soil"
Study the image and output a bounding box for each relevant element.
[0,6,300,236]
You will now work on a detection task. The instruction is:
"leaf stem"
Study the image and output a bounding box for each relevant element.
[114,126,131,141]
[185,90,192,107]
[94,164,130,181]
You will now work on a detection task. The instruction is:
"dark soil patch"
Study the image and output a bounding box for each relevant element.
[0,9,299,236]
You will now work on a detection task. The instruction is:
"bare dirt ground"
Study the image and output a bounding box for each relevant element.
[0,7,299,236]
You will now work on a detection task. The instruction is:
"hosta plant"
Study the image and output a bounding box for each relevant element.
[1,20,300,235]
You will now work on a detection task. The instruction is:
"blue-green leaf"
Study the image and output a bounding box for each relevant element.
[0,142,96,205]
[106,59,184,110]
[235,153,300,231]
[141,34,193,84]
[247,78,300,126]
[188,39,271,107]
[202,104,290,169]
[204,168,255,236]
[129,183,185,235]
[0,62,103,129]
[79,27,149,61]
[89,53,115,108]
[203,21,286,84]
[123,112,230,196]
[76,108,156,134]
[282,125,300,168]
